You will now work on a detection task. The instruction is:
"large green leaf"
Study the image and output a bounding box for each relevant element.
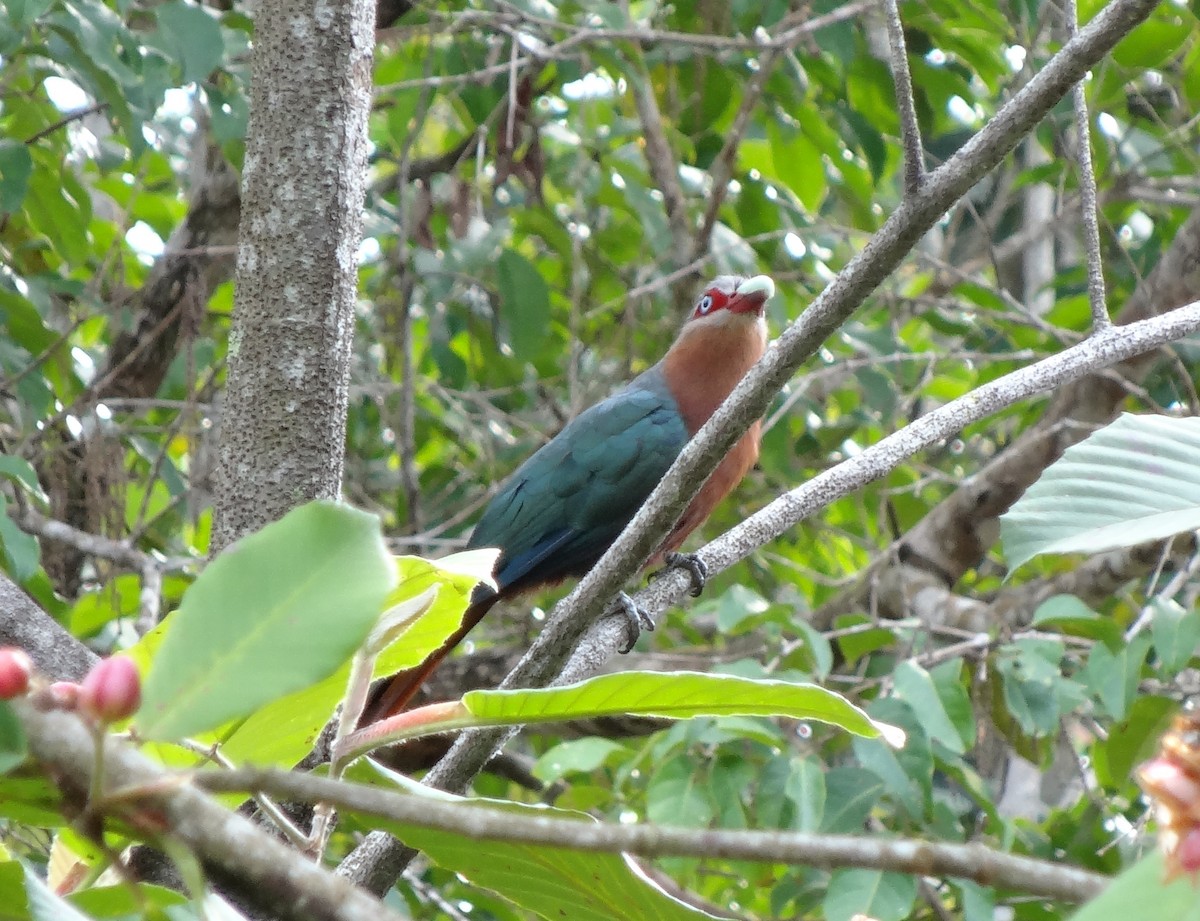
[463,671,885,737]
[174,551,483,767]
[824,868,917,921]
[353,769,722,921]
[153,0,224,84]
[1001,414,1200,571]
[1068,852,1200,921]
[349,672,893,761]
[138,501,395,741]
[496,249,551,361]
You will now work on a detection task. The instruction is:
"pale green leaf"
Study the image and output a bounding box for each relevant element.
[1002,414,1200,571]
[463,671,888,740]
[138,501,395,741]
[1068,852,1200,921]
[356,772,722,921]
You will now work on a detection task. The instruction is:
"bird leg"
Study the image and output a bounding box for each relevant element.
[613,591,654,653]
[653,551,708,597]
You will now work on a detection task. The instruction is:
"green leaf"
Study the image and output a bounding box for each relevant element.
[647,755,715,826]
[1149,597,1200,674]
[1068,852,1200,921]
[892,661,965,754]
[154,1,225,84]
[137,501,396,741]
[1030,594,1123,647]
[821,767,885,832]
[824,868,917,921]
[496,249,551,361]
[25,170,89,265]
[67,884,188,917]
[994,638,1086,738]
[207,552,481,767]
[851,699,932,817]
[1083,633,1151,721]
[1093,695,1174,789]
[1002,414,1200,571]
[767,120,826,212]
[533,738,628,783]
[0,773,61,826]
[1110,4,1196,68]
[462,672,890,741]
[785,758,825,832]
[714,583,771,633]
[0,456,46,502]
[0,141,32,213]
[0,861,27,921]
[365,783,723,921]
[0,497,40,583]
[0,704,27,776]
[3,0,56,29]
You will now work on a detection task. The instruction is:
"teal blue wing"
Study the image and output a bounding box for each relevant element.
[468,375,687,592]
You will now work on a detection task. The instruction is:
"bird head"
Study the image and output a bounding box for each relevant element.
[687,274,775,324]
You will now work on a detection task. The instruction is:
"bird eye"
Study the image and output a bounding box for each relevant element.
[696,295,713,315]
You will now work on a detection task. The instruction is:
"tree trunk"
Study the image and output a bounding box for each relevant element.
[212,0,375,552]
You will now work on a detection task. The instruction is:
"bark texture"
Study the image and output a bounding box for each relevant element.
[212,0,375,551]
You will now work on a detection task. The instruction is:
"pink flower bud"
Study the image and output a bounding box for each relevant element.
[46,681,81,709]
[78,655,141,724]
[1178,827,1200,875]
[0,647,32,699]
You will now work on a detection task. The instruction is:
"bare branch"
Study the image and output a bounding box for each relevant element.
[14,507,194,573]
[204,765,1107,903]
[821,206,1200,628]
[0,572,96,680]
[622,45,691,269]
[14,702,407,921]
[881,0,925,194]
[1066,0,1111,329]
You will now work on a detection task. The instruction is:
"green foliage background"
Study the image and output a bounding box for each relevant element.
[2,0,1200,917]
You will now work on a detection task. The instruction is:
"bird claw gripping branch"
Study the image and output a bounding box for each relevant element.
[654,551,709,598]
[364,275,776,724]
[614,591,655,654]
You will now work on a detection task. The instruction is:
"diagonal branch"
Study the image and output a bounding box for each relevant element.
[816,205,1200,629]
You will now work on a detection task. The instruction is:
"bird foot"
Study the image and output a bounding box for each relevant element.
[654,551,708,598]
[614,591,654,654]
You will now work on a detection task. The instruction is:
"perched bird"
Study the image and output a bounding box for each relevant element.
[366,274,775,722]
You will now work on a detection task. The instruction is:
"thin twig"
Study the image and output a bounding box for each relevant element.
[695,15,803,257]
[1066,0,1110,329]
[620,15,691,268]
[24,102,108,144]
[881,0,925,194]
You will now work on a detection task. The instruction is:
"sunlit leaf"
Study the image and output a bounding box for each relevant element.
[138,501,395,741]
[1002,414,1200,571]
